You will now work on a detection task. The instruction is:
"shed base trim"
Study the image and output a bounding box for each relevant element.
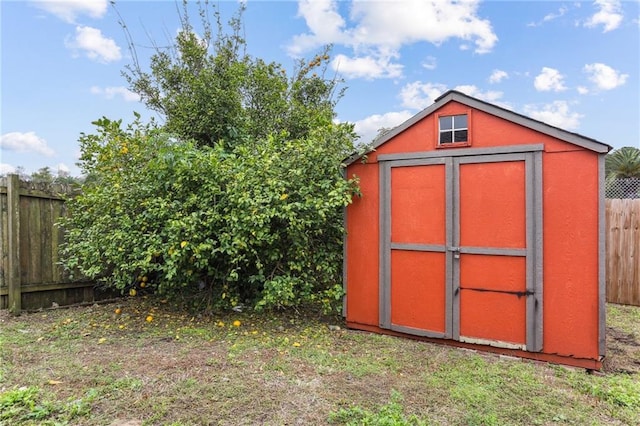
[347,321,602,370]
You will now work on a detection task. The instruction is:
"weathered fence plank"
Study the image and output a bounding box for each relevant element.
[41,198,54,284]
[52,199,64,283]
[606,199,640,306]
[7,174,21,313]
[0,179,8,289]
[29,195,43,285]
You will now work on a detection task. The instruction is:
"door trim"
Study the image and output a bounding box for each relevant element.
[378,143,544,162]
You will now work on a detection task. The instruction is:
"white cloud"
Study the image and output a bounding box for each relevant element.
[331,54,403,80]
[524,101,582,130]
[577,86,590,95]
[528,5,569,27]
[90,86,140,102]
[65,25,121,63]
[348,0,497,53]
[583,63,628,90]
[400,82,506,111]
[453,85,504,104]
[290,0,497,79]
[454,85,512,110]
[56,163,70,174]
[422,56,437,71]
[489,69,508,84]
[0,132,56,157]
[400,82,447,110]
[289,0,348,55]
[544,5,569,22]
[584,0,623,32]
[534,67,567,92]
[0,163,17,175]
[32,0,108,23]
[353,111,414,144]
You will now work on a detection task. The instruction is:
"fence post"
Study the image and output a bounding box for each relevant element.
[7,174,21,315]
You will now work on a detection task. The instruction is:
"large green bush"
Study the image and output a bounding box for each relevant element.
[60,114,359,312]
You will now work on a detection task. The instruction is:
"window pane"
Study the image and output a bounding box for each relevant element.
[454,114,467,128]
[439,116,453,130]
[440,131,453,143]
[454,130,468,142]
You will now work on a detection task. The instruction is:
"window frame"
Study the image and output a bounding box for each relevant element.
[436,110,472,148]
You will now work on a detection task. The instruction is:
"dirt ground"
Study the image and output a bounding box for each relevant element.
[605,323,640,374]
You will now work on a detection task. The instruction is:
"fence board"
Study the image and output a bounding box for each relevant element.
[7,175,21,313]
[41,198,54,284]
[606,199,640,306]
[52,199,64,282]
[29,196,43,285]
[0,182,7,289]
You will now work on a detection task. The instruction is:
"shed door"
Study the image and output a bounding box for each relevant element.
[380,151,542,352]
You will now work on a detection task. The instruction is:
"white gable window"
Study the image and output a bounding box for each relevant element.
[439,114,468,144]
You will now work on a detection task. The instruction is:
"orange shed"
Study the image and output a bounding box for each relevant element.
[344,90,612,369]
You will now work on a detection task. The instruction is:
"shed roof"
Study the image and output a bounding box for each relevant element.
[346,90,612,165]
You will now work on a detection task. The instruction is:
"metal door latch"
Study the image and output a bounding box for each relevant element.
[447,246,461,259]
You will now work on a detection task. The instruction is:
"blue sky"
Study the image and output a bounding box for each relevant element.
[1,0,639,176]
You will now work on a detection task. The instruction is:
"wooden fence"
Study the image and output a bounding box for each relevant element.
[606,198,640,306]
[0,175,94,313]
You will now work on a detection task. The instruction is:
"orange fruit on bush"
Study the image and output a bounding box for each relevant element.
[114,308,122,315]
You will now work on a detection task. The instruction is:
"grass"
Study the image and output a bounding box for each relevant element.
[0,297,639,425]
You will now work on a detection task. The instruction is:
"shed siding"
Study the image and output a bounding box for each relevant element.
[345,162,379,326]
[542,150,600,360]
